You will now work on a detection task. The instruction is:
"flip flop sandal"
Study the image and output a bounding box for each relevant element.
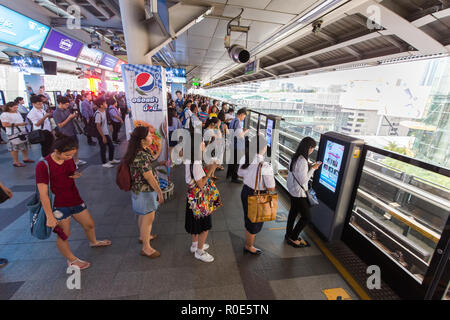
[140,249,160,258]
[13,163,25,167]
[90,240,112,248]
[23,159,35,163]
[67,258,91,270]
[298,239,311,248]
[138,234,158,243]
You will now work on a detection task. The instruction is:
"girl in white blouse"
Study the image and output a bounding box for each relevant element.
[286,137,321,248]
[238,135,275,255]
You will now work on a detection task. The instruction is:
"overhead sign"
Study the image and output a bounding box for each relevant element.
[166,68,186,83]
[42,29,83,61]
[10,56,44,74]
[114,59,127,73]
[77,45,103,66]
[99,54,119,71]
[245,59,259,75]
[0,4,50,52]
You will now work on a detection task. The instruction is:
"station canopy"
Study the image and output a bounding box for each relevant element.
[7,0,450,87]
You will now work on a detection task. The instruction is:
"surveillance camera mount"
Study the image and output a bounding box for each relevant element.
[225,8,250,50]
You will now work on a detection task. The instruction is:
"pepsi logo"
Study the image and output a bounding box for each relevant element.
[136,73,155,92]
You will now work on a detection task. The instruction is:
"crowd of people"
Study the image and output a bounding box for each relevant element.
[0,90,322,270]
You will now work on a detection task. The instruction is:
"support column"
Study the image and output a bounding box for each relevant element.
[119,0,151,65]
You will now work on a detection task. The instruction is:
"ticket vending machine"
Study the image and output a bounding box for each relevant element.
[310,132,365,242]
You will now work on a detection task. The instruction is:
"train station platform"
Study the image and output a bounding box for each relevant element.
[0,135,361,300]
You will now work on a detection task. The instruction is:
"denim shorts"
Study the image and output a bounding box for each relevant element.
[53,203,87,221]
[131,191,159,215]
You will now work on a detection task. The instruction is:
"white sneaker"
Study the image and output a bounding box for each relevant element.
[110,159,121,164]
[76,160,87,165]
[102,162,114,168]
[195,249,214,263]
[190,243,209,253]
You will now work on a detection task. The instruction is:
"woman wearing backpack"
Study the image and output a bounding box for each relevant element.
[285,137,321,248]
[123,126,164,258]
[36,133,111,270]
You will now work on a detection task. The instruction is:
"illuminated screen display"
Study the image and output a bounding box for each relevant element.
[166,68,186,83]
[42,30,83,61]
[266,118,274,148]
[0,5,50,52]
[9,56,44,74]
[99,54,119,70]
[319,140,345,193]
[0,90,5,105]
[77,45,103,66]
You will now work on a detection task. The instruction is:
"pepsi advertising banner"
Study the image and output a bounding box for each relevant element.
[122,64,168,164]
[42,30,83,61]
[99,54,119,71]
[0,5,50,52]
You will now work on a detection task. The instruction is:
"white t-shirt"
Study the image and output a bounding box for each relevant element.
[0,112,26,135]
[225,113,234,122]
[238,154,276,191]
[27,107,51,131]
[185,162,206,184]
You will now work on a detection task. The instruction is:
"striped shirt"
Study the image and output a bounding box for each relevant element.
[198,111,208,123]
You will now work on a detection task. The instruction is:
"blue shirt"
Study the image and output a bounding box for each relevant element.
[175,98,184,109]
[108,105,122,123]
[81,100,94,120]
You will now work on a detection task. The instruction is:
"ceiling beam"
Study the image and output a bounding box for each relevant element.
[85,0,112,19]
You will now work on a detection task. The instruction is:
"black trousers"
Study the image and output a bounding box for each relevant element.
[286,196,311,240]
[82,117,94,144]
[97,135,114,164]
[111,121,122,142]
[226,143,239,180]
[40,130,54,157]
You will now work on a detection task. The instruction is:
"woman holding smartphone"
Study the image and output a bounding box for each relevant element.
[36,133,111,270]
[285,137,321,248]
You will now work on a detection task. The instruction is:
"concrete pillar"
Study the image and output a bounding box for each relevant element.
[119,0,151,65]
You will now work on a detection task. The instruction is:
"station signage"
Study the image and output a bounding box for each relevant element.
[42,30,83,61]
[99,54,119,71]
[0,4,50,52]
[77,45,103,66]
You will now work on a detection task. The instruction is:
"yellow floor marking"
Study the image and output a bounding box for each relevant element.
[323,288,352,300]
[269,227,286,230]
[278,194,372,300]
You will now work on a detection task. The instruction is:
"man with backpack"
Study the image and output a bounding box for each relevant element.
[94,97,120,168]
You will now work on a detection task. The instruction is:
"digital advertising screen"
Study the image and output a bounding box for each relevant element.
[266,118,274,148]
[166,68,186,83]
[42,30,83,61]
[99,54,119,70]
[9,56,44,74]
[0,90,5,106]
[0,5,50,52]
[77,45,103,66]
[319,140,345,193]
[114,59,126,73]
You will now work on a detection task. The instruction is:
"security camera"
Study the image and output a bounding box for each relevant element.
[228,44,250,64]
[312,20,323,34]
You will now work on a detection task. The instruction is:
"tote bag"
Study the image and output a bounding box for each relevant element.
[187,167,222,219]
[247,162,278,223]
[27,159,54,240]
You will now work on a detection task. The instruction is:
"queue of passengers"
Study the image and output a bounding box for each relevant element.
[0,91,322,270]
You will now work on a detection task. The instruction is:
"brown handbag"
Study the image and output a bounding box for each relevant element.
[247,162,278,223]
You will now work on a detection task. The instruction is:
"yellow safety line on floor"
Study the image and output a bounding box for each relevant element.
[277,194,372,300]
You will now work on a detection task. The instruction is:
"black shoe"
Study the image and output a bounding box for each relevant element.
[231,179,243,184]
[243,248,262,255]
[0,258,8,268]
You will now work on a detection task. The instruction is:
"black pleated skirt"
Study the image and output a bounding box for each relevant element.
[185,198,212,235]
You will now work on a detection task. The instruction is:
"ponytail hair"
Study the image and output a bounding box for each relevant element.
[123,126,149,166]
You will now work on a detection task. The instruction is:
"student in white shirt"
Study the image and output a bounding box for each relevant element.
[27,95,54,157]
[185,129,219,263]
[286,137,321,248]
[238,134,275,255]
[184,104,202,129]
[0,101,34,167]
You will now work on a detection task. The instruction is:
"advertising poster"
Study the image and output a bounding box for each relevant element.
[42,30,83,61]
[100,54,119,71]
[122,64,168,169]
[23,74,44,97]
[77,45,103,66]
[319,140,345,192]
[0,5,50,52]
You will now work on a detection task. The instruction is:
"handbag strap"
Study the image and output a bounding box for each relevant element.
[253,162,264,195]
[291,160,308,194]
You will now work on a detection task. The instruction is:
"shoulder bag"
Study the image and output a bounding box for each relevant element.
[291,162,319,207]
[8,123,28,146]
[28,116,46,144]
[187,166,222,219]
[247,162,278,223]
[27,159,54,240]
